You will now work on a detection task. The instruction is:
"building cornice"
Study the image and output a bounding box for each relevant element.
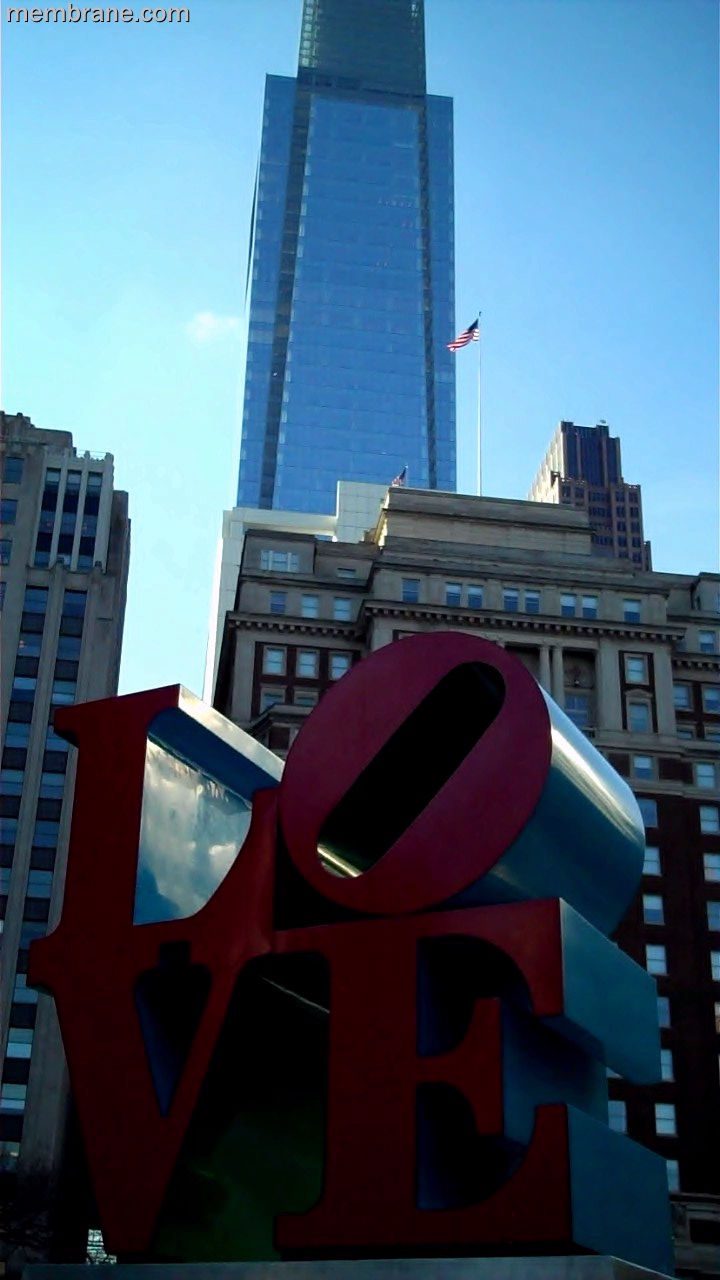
[671,654,720,673]
[361,600,685,644]
[228,613,364,642]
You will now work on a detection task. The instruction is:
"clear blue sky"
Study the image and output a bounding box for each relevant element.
[4,0,718,696]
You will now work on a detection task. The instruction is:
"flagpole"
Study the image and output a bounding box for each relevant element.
[476,312,482,495]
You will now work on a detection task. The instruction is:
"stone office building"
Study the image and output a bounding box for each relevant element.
[0,412,130,1259]
[214,483,720,1274]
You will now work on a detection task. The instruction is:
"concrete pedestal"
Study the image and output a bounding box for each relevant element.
[27,1257,673,1280]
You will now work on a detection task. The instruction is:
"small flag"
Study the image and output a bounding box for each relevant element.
[447,318,480,352]
[390,466,408,487]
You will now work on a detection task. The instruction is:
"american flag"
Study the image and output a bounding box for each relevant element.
[390,465,408,487]
[447,318,480,352]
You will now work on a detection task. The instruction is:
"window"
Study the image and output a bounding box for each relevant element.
[260,549,300,572]
[260,688,285,712]
[666,1160,680,1193]
[13,676,37,695]
[643,894,664,925]
[696,762,717,790]
[607,1100,626,1133]
[36,797,62,822]
[628,702,651,733]
[555,593,576,618]
[673,683,692,710]
[301,594,319,619]
[565,693,590,730]
[582,595,598,619]
[269,591,286,615]
[0,499,18,525]
[39,773,64,799]
[296,650,319,678]
[657,996,670,1028]
[625,655,648,684]
[654,1103,676,1136]
[293,690,318,707]
[703,686,720,715]
[701,806,720,835]
[3,457,23,485]
[62,590,87,617]
[632,755,654,780]
[5,723,31,747]
[677,727,695,740]
[0,540,11,565]
[503,588,519,612]
[402,579,420,604]
[637,797,658,827]
[660,1049,674,1083]
[645,944,667,975]
[0,1084,27,1114]
[56,637,81,665]
[643,846,661,876]
[12,974,38,1004]
[336,567,356,580]
[707,902,720,931]
[18,632,42,660]
[45,727,68,753]
[51,680,76,705]
[521,590,539,614]
[8,700,33,724]
[624,599,641,623]
[32,821,59,849]
[445,582,462,607]
[330,653,352,681]
[704,854,720,882]
[711,950,720,981]
[333,597,352,622]
[1,770,24,797]
[27,870,53,898]
[699,630,717,654]
[2,748,26,772]
[467,586,483,609]
[24,586,48,615]
[5,1029,33,1060]
[706,728,720,743]
[262,647,286,675]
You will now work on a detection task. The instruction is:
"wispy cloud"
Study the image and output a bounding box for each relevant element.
[186,312,241,344]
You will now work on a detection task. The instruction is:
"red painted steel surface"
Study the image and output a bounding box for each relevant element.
[26,637,637,1259]
[275,902,570,1251]
[279,632,551,914]
[28,687,277,1254]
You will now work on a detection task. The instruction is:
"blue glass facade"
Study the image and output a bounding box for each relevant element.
[237,0,456,513]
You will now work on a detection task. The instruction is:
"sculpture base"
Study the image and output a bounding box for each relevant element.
[27,1257,672,1280]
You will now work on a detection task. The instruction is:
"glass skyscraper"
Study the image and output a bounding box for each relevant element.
[237,0,456,514]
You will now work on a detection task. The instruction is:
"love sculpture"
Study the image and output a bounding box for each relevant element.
[28,633,673,1273]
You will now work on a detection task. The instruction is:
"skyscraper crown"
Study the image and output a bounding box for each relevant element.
[298,0,426,94]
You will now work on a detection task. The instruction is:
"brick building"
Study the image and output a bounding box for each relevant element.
[214,484,720,1273]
